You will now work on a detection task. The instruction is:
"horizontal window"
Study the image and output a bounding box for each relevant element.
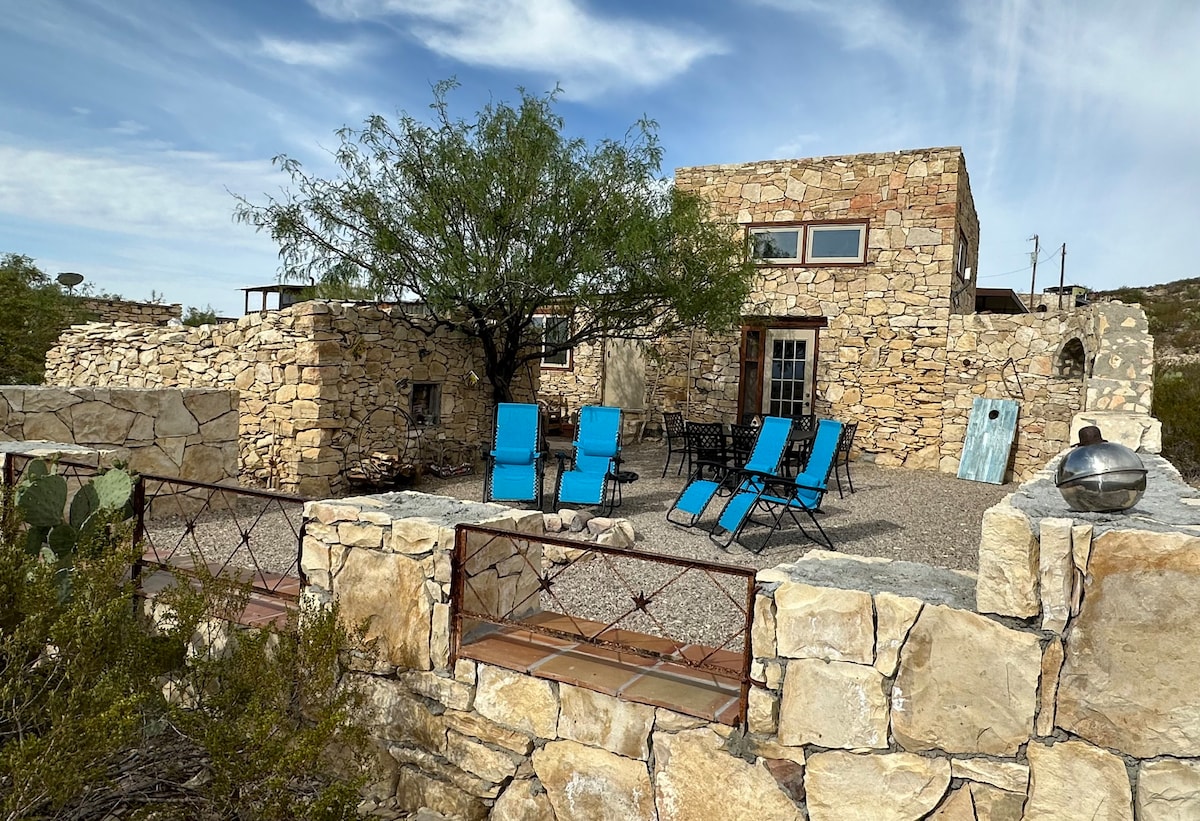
[749,221,868,266]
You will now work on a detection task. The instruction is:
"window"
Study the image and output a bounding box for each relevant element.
[955,231,971,281]
[534,314,572,369]
[749,228,801,262]
[411,382,441,426]
[806,224,867,264]
[748,221,868,265]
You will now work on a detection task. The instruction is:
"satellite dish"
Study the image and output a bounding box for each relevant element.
[56,272,85,291]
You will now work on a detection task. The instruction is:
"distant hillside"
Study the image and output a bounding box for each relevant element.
[1093,278,1200,362]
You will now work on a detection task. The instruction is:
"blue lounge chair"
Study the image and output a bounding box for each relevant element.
[554,405,623,512]
[710,418,843,552]
[667,416,793,528]
[483,403,544,508]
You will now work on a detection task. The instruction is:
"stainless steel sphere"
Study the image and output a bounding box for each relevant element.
[1055,440,1147,512]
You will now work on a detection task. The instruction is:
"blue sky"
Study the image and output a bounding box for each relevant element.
[1,0,1197,317]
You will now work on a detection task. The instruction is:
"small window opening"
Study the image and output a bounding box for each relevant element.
[412,382,442,426]
[1057,339,1086,379]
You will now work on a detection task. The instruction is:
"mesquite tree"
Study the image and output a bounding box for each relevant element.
[234,81,754,403]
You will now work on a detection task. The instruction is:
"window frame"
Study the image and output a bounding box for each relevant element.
[411,382,442,427]
[533,313,573,370]
[747,220,870,267]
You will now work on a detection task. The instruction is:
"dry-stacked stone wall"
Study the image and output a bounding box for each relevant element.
[306,422,1200,819]
[0,386,237,483]
[81,297,182,326]
[46,302,526,497]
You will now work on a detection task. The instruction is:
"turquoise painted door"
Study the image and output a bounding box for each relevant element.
[958,398,1019,484]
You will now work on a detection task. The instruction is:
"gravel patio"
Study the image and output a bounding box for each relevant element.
[421,437,1014,574]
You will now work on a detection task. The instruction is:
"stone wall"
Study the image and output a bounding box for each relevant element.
[0,386,238,484]
[305,423,1198,819]
[630,296,1147,482]
[82,297,182,326]
[46,302,530,497]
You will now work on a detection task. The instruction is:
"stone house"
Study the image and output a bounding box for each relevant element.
[543,146,1151,481]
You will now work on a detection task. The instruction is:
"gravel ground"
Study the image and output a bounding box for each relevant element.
[139,437,1010,577]
[422,437,1013,574]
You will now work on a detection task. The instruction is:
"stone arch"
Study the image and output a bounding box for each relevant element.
[1057,338,1087,378]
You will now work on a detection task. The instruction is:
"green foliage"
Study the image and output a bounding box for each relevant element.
[183,304,220,326]
[0,478,373,818]
[0,253,88,384]
[234,80,756,401]
[1153,362,1200,481]
[15,460,133,567]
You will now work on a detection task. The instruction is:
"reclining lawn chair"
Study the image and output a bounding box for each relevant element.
[710,418,843,553]
[667,416,793,529]
[553,405,623,512]
[483,402,545,508]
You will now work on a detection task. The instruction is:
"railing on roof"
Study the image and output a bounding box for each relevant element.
[450,523,758,726]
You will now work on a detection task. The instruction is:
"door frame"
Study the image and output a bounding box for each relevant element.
[737,316,827,424]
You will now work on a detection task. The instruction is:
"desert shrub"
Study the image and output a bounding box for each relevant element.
[1153,362,1200,482]
[0,466,373,820]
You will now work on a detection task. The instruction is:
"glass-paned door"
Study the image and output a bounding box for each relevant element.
[762,329,815,417]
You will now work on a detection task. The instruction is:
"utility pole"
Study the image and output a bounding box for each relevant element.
[1028,234,1040,311]
[1057,243,1067,309]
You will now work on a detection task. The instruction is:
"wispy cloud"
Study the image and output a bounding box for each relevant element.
[108,119,149,136]
[0,143,274,245]
[258,36,371,70]
[308,0,725,96]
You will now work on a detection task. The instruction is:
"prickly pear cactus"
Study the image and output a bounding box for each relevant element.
[15,459,135,561]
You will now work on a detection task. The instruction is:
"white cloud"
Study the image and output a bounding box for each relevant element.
[0,143,274,246]
[108,119,149,136]
[258,36,371,70]
[308,0,724,96]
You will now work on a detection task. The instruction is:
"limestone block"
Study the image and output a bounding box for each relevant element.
[774,582,874,663]
[154,391,200,437]
[652,728,803,821]
[394,766,487,821]
[1036,638,1064,737]
[442,729,522,784]
[69,401,136,444]
[333,548,431,670]
[23,411,72,443]
[927,787,975,821]
[1024,740,1133,820]
[430,602,449,669]
[1070,411,1161,453]
[1137,758,1200,820]
[1038,517,1074,633]
[442,710,533,755]
[556,684,654,760]
[391,516,442,555]
[183,389,235,424]
[873,592,922,676]
[1071,522,1093,574]
[352,675,446,750]
[969,783,1025,821]
[976,500,1040,618]
[532,739,655,821]
[747,686,779,735]
[804,751,951,821]
[491,779,555,821]
[475,665,559,738]
[778,659,888,749]
[950,758,1029,793]
[1056,530,1200,757]
[337,522,383,549]
[751,592,776,658]
[891,605,1040,755]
